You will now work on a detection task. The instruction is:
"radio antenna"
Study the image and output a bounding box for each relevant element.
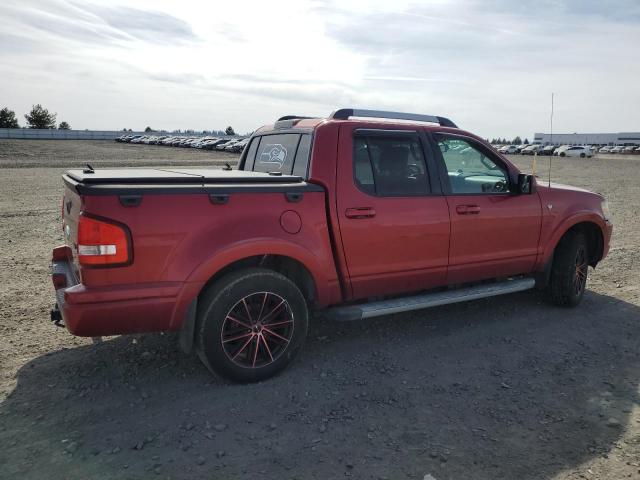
[548,93,554,187]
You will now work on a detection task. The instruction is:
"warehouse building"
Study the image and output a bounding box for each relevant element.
[533,132,640,146]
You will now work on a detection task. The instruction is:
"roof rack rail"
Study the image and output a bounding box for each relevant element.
[277,115,317,121]
[329,108,457,128]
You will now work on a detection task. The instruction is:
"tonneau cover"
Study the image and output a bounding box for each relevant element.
[65,168,304,185]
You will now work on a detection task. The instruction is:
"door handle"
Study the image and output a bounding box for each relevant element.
[345,207,376,219]
[456,205,481,215]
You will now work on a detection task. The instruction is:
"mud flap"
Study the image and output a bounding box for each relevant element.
[179,299,198,354]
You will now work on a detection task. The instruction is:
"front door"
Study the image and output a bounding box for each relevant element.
[433,134,542,284]
[336,125,450,300]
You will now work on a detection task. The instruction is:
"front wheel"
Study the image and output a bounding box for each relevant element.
[196,268,308,382]
[548,232,589,307]
[580,153,586,158]
[560,152,566,157]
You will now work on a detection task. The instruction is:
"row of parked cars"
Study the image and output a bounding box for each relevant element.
[115,134,250,153]
[597,145,640,154]
[497,144,590,156]
[497,144,640,157]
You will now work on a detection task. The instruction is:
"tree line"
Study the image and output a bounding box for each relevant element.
[141,126,236,135]
[1,104,238,135]
[0,105,70,130]
[488,136,529,145]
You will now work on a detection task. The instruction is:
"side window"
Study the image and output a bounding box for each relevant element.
[353,134,429,196]
[436,137,510,194]
[243,137,259,170]
[292,134,311,177]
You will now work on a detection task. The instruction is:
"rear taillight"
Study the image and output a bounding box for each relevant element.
[77,214,131,266]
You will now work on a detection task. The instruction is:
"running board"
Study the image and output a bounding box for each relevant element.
[326,277,535,321]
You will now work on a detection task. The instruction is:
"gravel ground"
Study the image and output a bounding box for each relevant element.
[0,140,639,480]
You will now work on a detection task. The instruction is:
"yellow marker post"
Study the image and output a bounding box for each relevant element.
[532,152,537,176]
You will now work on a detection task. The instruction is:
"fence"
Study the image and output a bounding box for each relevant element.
[0,129,224,140]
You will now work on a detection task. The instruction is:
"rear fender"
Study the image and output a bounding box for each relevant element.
[169,239,340,330]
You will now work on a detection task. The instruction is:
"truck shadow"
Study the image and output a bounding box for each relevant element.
[1,290,639,480]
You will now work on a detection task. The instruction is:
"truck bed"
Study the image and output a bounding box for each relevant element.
[63,168,320,195]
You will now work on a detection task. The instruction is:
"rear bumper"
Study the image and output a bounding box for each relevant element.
[51,245,182,337]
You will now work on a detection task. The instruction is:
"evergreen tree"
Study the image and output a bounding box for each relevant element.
[0,107,20,128]
[24,104,56,129]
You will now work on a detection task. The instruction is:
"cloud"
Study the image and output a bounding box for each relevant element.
[78,3,198,44]
[0,0,197,48]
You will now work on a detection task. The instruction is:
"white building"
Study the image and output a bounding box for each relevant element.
[533,132,640,146]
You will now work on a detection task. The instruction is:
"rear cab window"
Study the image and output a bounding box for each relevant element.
[242,133,312,177]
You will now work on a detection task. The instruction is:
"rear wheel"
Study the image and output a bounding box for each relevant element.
[548,231,589,307]
[196,268,308,382]
[560,152,566,157]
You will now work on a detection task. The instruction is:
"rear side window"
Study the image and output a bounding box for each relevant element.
[353,133,430,196]
[243,137,259,170]
[292,134,312,177]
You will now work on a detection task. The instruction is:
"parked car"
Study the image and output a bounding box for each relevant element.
[521,144,542,155]
[553,145,570,156]
[203,139,228,150]
[635,146,640,154]
[515,145,528,153]
[225,138,249,152]
[598,146,611,153]
[499,145,518,154]
[216,139,237,150]
[540,145,557,156]
[558,146,593,158]
[51,108,612,382]
[227,138,250,153]
[623,146,636,154]
[610,146,625,154]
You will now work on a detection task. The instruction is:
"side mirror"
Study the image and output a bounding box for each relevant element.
[517,173,534,194]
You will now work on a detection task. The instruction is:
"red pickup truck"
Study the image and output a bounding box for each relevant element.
[51,109,612,382]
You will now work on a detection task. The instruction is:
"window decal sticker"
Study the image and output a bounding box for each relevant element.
[259,144,288,168]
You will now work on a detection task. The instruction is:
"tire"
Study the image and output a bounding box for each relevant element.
[196,268,308,382]
[580,153,586,158]
[548,231,589,307]
[560,152,566,157]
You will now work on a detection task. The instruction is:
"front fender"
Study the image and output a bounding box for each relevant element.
[537,211,608,268]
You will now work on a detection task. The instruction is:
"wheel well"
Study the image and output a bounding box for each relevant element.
[199,255,317,307]
[559,221,604,267]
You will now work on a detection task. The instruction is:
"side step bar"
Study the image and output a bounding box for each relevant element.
[326,277,535,321]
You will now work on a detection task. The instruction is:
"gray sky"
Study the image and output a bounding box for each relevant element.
[1,0,639,138]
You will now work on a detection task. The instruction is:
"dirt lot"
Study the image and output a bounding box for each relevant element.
[0,140,639,480]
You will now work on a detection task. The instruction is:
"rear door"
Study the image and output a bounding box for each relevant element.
[432,133,542,284]
[336,124,450,300]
